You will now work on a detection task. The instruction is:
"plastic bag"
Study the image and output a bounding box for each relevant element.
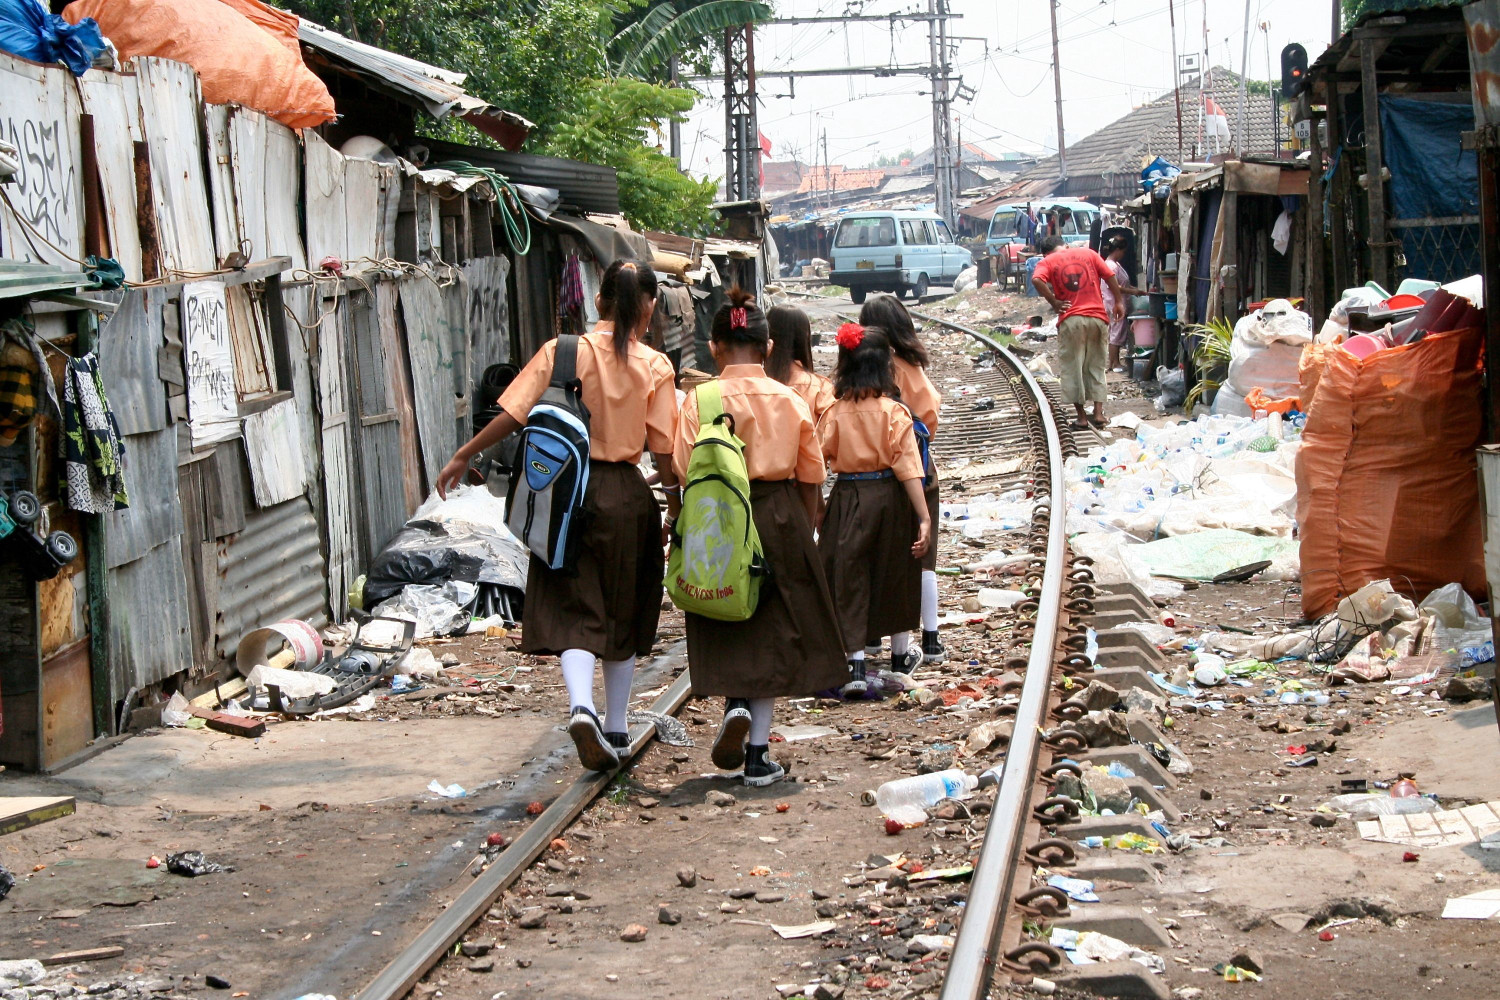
[1320,793,1440,819]
[245,664,336,700]
[1,0,105,75]
[364,485,527,607]
[953,266,979,293]
[160,691,192,727]
[62,0,335,128]
[1419,582,1493,652]
[1154,366,1186,412]
[372,581,477,638]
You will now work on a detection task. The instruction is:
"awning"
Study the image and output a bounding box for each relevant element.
[297,19,532,150]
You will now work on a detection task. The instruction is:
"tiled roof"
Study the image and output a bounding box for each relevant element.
[795,166,888,195]
[1014,69,1279,192]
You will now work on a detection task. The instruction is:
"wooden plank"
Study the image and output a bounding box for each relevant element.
[0,795,77,836]
[1360,37,1389,287]
[43,946,124,966]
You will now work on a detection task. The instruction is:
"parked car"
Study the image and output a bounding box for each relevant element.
[983,199,1100,288]
[829,210,973,303]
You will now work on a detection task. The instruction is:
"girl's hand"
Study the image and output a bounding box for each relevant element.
[435,454,471,499]
[911,518,932,559]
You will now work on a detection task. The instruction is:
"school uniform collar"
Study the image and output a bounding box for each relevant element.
[718,363,766,379]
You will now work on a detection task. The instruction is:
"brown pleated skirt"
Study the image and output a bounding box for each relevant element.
[818,476,922,653]
[921,466,940,572]
[687,481,848,697]
[520,461,663,661]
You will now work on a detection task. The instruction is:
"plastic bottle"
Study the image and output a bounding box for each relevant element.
[875,769,982,825]
[1390,777,1420,798]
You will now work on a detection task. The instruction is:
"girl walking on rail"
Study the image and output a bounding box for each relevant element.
[436,260,679,773]
[675,291,846,786]
[817,321,932,697]
[859,294,944,669]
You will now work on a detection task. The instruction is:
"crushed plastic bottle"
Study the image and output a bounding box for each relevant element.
[875,769,986,826]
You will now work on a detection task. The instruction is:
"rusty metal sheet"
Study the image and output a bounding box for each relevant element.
[1468,1,1500,128]
[41,639,92,767]
[136,57,216,275]
[109,538,193,689]
[76,69,144,283]
[464,257,511,394]
[107,426,183,569]
[214,496,328,664]
[398,275,461,488]
[98,286,167,436]
[0,52,84,266]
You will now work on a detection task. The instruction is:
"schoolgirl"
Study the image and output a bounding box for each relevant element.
[859,294,945,668]
[675,290,846,786]
[765,305,835,421]
[436,260,679,772]
[816,322,933,696]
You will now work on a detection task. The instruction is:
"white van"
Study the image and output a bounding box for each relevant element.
[829,210,973,303]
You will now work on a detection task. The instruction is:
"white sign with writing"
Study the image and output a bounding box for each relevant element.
[181,280,242,446]
[0,53,84,266]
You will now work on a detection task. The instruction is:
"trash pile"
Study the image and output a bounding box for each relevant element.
[1065,411,1301,592]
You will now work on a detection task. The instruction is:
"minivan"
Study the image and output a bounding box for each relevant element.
[983,199,1100,288]
[829,210,973,303]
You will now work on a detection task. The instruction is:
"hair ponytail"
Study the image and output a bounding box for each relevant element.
[710,286,770,354]
[598,259,660,359]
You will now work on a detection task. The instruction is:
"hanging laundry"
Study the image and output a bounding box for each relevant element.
[0,317,60,447]
[558,250,585,335]
[61,352,128,513]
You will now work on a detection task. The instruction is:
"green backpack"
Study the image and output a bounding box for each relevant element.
[666,382,767,621]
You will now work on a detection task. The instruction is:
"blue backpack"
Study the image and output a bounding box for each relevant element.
[900,402,934,487]
[506,335,590,571]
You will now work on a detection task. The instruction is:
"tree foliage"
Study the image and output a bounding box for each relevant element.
[609,0,770,79]
[278,0,726,233]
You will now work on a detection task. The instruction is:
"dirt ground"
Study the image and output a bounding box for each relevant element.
[4,284,1498,1000]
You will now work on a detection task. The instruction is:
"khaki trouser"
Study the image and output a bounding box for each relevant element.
[1058,315,1109,404]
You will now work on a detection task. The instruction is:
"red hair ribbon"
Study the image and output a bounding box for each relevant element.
[836,322,865,350]
[730,307,748,330]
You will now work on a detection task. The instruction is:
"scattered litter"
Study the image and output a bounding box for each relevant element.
[628,710,694,747]
[165,851,234,877]
[160,691,193,727]
[770,920,838,939]
[770,724,840,742]
[427,780,469,799]
[1046,874,1099,903]
[246,664,337,701]
[1049,928,1165,973]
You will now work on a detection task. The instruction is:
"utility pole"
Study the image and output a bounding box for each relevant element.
[1237,0,1253,157]
[821,129,831,211]
[669,54,682,165]
[723,24,760,201]
[1169,0,1184,164]
[1048,0,1067,189]
[929,0,955,225]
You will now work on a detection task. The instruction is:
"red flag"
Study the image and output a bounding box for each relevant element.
[759,131,773,157]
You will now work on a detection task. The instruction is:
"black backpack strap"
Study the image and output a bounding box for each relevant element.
[552,334,581,390]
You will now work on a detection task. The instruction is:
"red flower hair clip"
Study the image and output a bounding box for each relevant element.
[730,307,748,330]
[836,322,865,350]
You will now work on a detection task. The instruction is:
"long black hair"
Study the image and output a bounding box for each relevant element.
[598,259,659,359]
[709,286,770,356]
[858,293,928,367]
[765,305,813,383]
[833,324,900,401]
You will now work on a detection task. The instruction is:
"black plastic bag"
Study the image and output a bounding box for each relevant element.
[165,851,234,877]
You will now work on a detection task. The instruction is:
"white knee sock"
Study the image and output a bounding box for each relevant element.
[922,570,939,632]
[601,656,635,734]
[891,632,911,656]
[560,649,596,714]
[747,698,775,745]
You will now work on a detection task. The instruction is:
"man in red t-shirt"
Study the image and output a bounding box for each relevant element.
[1031,236,1125,429]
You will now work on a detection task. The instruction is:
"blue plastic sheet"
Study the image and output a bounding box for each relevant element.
[1378,96,1478,221]
[0,0,105,76]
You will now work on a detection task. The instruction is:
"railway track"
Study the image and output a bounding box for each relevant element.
[348,308,1156,1000]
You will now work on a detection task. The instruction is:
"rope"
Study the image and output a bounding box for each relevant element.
[430,161,532,256]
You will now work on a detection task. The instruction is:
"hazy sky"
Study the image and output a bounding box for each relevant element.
[679,0,1343,178]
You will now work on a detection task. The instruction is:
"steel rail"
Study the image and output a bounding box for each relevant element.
[355,663,695,1000]
[907,309,1069,1000]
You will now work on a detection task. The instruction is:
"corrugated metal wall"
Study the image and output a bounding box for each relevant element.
[213,497,329,663]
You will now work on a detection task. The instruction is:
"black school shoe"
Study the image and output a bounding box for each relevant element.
[712,699,752,770]
[743,744,785,787]
[922,630,946,664]
[840,660,868,698]
[605,731,631,751]
[567,707,619,772]
[892,646,923,675]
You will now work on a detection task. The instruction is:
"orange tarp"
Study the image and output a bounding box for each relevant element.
[64,0,335,129]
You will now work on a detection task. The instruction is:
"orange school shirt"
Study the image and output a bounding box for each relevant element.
[817,394,923,482]
[784,362,835,422]
[673,364,824,484]
[499,329,677,461]
[892,357,940,436]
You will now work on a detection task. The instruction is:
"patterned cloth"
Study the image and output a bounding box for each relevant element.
[61,352,129,513]
[0,317,60,447]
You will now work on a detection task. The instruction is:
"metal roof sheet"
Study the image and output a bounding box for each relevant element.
[297,19,532,149]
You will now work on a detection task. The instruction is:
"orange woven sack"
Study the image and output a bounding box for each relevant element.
[1297,342,1339,411]
[1294,324,1486,618]
[63,0,335,129]
[1243,387,1298,415]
